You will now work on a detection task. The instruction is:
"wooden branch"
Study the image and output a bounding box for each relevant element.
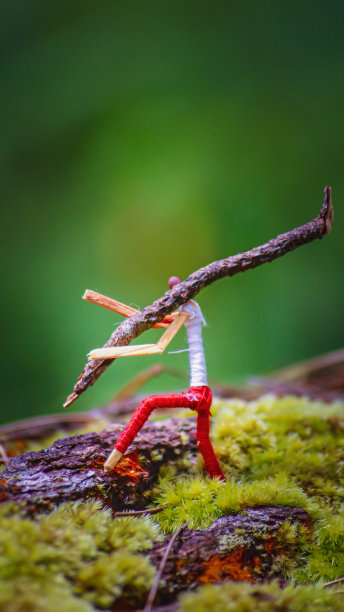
[113,364,187,401]
[64,187,333,408]
[323,577,344,588]
[113,505,168,517]
[0,418,198,512]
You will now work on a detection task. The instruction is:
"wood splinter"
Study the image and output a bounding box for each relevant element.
[83,289,177,328]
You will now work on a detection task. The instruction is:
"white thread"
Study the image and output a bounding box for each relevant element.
[180,300,208,387]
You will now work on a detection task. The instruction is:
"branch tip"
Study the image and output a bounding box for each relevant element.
[63,391,79,409]
[321,186,334,234]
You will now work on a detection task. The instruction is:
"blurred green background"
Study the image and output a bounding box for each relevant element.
[1,1,343,424]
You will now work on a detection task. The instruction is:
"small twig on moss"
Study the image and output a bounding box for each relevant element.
[144,522,186,612]
[64,187,333,408]
[0,444,9,464]
[323,576,344,588]
[114,505,168,517]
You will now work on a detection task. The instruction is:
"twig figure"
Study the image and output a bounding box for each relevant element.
[89,276,225,480]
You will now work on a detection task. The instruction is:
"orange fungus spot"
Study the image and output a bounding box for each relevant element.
[114,453,147,482]
[199,548,255,584]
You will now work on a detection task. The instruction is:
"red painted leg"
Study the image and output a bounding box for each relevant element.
[196,410,226,481]
[106,385,225,481]
[113,391,199,455]
[189,386,226,481]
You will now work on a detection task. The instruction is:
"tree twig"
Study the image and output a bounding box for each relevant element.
[144,523,186,612]
[64,187,333,408]
[113,504,168,517]
[0,444,9,464]
[323,576,344,588]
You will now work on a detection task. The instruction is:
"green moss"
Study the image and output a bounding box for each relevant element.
[152,395,344,587]
[153,474,223,531]
[0,500,161,610]
[0,580,93,612]
[178,580,341,612]
[75,551,155,608]
[295,505,344,583]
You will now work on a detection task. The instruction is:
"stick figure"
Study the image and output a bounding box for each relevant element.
[89,277,225,481]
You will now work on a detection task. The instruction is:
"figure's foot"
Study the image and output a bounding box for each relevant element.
[104,448,123,471]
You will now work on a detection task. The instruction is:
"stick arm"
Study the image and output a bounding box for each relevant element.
[88,312,189,360]
[83,290,177,328]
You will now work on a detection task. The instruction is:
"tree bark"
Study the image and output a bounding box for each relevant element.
[146,506,311,607]
[0,418,198,513]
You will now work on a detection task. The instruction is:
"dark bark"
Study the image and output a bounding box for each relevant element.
[0,418,198,513]
[147,506,311,606]
[64,187,333,408]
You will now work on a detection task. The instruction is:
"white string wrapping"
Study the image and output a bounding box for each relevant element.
[180,300,208,387]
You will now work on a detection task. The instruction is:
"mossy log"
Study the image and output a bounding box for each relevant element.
[0,416,313,606]
[0,418,198,513]
[3,391,344,611]
[148,506,311,606]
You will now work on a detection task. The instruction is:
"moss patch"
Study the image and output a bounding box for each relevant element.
[153,395,344,587]
[178,580,341,612]
[0,500,161,610]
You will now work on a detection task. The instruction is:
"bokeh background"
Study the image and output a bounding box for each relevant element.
[1,1,343,424]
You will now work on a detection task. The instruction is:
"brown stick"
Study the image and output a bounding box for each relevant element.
[64,187,333,408]
[323,577,344,588]
[113,504,168,517]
